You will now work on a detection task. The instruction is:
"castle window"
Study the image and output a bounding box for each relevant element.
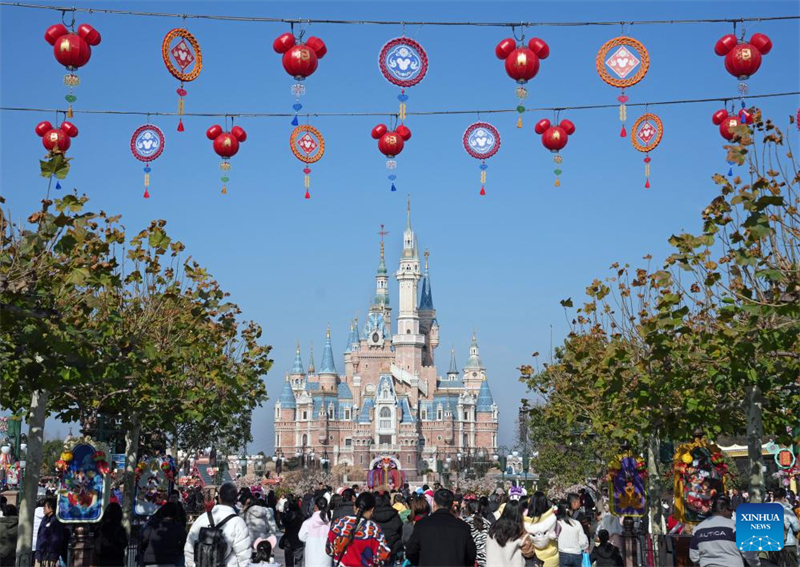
[345,409,351,420]
[275,433,280,447]
[380,407,392,428]
[407,454,411,464]
[345,438,352,447]
[302,434,308,446]
[302,411,308,420]
[437,407,443,420]
[328,407,334,419]
[464,411,469,421]
[406,329,410,334]
[421,409,427,420]
[360,455,363,464]
[463,433,468,447]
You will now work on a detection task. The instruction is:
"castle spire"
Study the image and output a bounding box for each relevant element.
[291,341,305,375]
[448,346,458,376]
[373,225,391,314]
[307,343,315,375]
[319,325,337,374]
[419,249,434,310]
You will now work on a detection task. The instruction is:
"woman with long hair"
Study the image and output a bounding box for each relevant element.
[401,495,430,548]
[326,492,391,567]
[299,497,333,567]
[281,499,306,567]
[486,498,527,566]
[94,503,127,567]
[466,499,493,567]
[523,492,559,567]
[555,500,588,567]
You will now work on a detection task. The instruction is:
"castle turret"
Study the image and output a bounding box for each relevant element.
[319,326,338,392]
[418,250,438,366]
[307,344,316,376]
[463,331,486,389]
[393,196,425,372]
[447,347,459,381]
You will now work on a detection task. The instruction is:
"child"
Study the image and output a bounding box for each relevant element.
[250,538,280,566]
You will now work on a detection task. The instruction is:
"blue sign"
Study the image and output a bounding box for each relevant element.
[737,503,784,552]
[111,453,126,471]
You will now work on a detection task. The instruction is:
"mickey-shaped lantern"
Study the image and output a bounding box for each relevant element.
[495,36,549,128]
[535,118,576,187]
[273,32,327,126]
[206,124,247,195]
[371,124,412,192]
[44,23,101,118]
[35,120,79,154]
[712,107,753,177]
[714,31,771,118]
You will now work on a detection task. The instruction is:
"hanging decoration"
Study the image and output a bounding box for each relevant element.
[672,438,729,524]
[371,123,412,192]
[55,437,110,523]
[463,122,501,196]
[379,37,429,121]
[289,124,325,199]
[162,28,203,132]
[206,124,247,194]
[130,124,165,199]
[711,106,752,177]
[535,118,575,187]
[596,36,649,137]
[607,452,648,517]
[495,34,549,128]
[134,455,177,516]
[715,31,771,122]
[44,22,101,118]
[36,120,78,186]
[630,113,663,188]
[273,31,328,126]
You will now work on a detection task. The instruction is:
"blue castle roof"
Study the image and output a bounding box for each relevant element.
[476,380,495,412]
[337,381,353,399]
[319,327,337,374]
[278,380,296,409]
[358,397,375,423]
[291,344,304,375]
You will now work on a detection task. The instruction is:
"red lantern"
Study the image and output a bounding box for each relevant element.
[495,36,549,127]
[711,107,752,177]
[44,23,101,117]
[535,118,575,186]
[715,32,771,98]
[273,32,327,125]
[207,124,247,194]
[35,120,78,154]
[372,123,412,191]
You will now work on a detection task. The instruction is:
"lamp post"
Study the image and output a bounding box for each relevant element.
[239,454,248,478]
[445,456,452,488]
[522,448,531,491]
[321,451,330,472]
[496,445,510,486]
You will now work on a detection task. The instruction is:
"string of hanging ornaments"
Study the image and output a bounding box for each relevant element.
[289,124,325,199]
[463,122,501,196]
[495,30,549,128]
[162,26,203,132]
[273,28,327,125]
[535,117,576,187]
[130,123,165,199]
[44,18,101,119]
[206,122,247,194]
[596,32,649,137]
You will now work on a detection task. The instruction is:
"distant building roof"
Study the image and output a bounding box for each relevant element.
[278,380,296,409]
[476,380,495,412]
[319,327,337,374]
[337,381,353,399]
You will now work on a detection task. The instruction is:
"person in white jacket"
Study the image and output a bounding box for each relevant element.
[185,483,252,567]
[555,501,588,567]
[243,494,279,543]
[298,497,332,567]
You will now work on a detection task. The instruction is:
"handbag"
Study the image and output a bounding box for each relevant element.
[278,535,286,550]
[581,551,592,567]
[520,535,538,559]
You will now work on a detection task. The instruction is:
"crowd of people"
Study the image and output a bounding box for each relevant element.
[1,481,799,567]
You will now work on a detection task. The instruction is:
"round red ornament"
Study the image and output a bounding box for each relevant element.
[207,124,247,194]
[44,22,101,117]
[714,32,772,103]
[35,120,78,154]
[372,123,412,192]
[535,118,575,186]
[274,32,327,125]
[495,36,549,127]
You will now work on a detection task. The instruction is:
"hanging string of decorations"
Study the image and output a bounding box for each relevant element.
[35,119,78,189]
[289,124,325,199]
[273,29,327,126]
[130,124,165,199]
[535,117,576,187]
[630,112,663,188]
[596,35,649,137]
[495,30,549,128]
[714,28,771,121]
[162,28,203,132]
[463,122,501,196]
[206,122,247,194]
[44,21,101,118]
[378,36,428,121]
[372,122,412,192]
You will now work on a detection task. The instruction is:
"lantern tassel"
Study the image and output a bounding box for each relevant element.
[66,104,73,119]
[221,185,228,195]
[620,124,627,137]
[304,174,310,189]
[291,114,299,126]
[305,189,310,199]
[178,98,185,116]
[143,188,150,199]
[645,178,650,189]
[480,185,486,196]
[177,118,185,132]
[55,181,62,191]
[399,102,406,121]
[728,166,733,177]
[517,115,522,129]
[555,178,561,187]
[391,183,397,192]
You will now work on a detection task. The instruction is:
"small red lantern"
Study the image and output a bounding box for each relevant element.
[372,123,412,192]
[715,32,771,108]
[535,118,575,187]
[273,32,327,125]
[207,124,247,194]
[495,36,549,127]
[35,120,78,154]
[44,23,101,117]
[711,107,752,176]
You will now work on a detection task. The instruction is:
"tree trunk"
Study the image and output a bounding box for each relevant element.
[746,385,765,503]
[121,415,141,537]
[647,434,663,563]
[15,389,49,567]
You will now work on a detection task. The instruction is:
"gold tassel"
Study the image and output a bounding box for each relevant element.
[645,164,650,177]
[67,104,73,118]
[480,170,486,184]
[221,185,228,195]
[619,104,627,121]
[555,178,561,187]
[399,102,406,121]
[517,115,522,128]
[304,174,310,189]
[178,98,185,115]
[144,173,150,187]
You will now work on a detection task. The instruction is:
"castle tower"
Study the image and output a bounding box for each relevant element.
[447,346,459,382]
[307,344,316,376]
[418,250,439,366]
[393,196,425,372]
[463,331,486,390]
[318,326,338,392]
[289,341,306,390]
[373,226,392,327]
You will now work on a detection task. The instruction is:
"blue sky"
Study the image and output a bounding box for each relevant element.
[1,1,799,454]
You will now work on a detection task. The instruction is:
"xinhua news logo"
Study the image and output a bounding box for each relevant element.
[736,503,785,552]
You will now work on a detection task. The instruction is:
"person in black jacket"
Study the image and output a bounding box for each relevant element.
[405,488,477,567]
[139,503,186,566]
[0,504,19,567]
[371,491,404,560]
[331,489,356,522]
[36,498,66,567]
[94,503,128,567]
[280,500,305,567]
[590,529,624,567]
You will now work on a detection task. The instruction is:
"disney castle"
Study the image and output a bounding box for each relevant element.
[274,200,498,480]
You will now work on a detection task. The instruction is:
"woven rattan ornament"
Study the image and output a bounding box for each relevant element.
[162,29,203,132]
[289,125,325,199]
[630,113,663,189]
[596,36,649,137]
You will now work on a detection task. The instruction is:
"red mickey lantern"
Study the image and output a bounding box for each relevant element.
[712,107,753,177]
[207,124,247,194]
[44,23,101,117]
[372,123,412,192]
[535,118,575,187]
[273,32,327,125]
[715,32,771,114]
[36,120,78,154]
[495,35,549,127]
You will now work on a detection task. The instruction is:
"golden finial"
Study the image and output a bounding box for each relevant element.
[424,249,430,270]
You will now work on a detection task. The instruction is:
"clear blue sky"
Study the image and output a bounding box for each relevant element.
[2,1,799,454]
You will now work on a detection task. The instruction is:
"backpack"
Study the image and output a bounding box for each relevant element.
[195,510,237,567]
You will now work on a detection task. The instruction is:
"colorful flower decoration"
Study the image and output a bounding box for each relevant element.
[673,438,729,524]
[206,124,247,194]
[273,32,327,126]
[607,452,647,517]
[596,37,649,137]
[289,124,325,199]
[463,122,501,196]
[44,22,101,118]
[379,37,428,121]
[495,35,549,127]
[535,118,576,187]
[162,29,203,132]
[130,124,165,199]
[630,113,663,188]
[371,123,412,192]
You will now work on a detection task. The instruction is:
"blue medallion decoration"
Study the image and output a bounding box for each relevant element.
[379,38,428,88]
